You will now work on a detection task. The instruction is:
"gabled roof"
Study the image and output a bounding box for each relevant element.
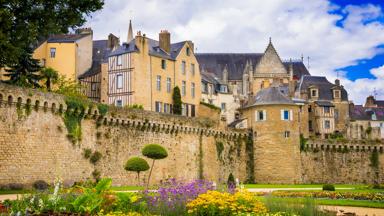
[350,105,384,121]
[297,75,348,101]
[47,34,90,43]
[108,37,189,60]
[195,53,310,80]
[245,86,295,107]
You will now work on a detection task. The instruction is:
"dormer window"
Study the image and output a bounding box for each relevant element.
[333,90,341,99]
[311,89,318,98]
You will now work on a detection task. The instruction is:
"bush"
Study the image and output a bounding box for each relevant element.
[33,180,49,190]
[142,144,168,160]
[125,157,150,173]
[322,184,335,191]
[227,173,235,186]
[90,151,102,164]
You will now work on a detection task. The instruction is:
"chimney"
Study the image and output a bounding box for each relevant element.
[76,27,93,35]
[335,79,340,86]
[108,33,120,50]
[159,30,171,53]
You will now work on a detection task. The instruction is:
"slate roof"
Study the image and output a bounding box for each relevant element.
[78,40,112,79]
[297,75,348,101]
[47,34,90,43]
[350,105,384,121]
[195,53,310,80]
[245,86,295,107]
[315,100,335,107]
[376,101,384,107]
[109,38,188,60]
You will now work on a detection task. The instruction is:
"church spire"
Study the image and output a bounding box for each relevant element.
[127,20,133,43]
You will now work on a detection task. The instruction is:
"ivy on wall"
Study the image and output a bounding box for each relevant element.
[215,141,224,160]
[245,130,255,183]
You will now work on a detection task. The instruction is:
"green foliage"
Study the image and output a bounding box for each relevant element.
[71,178,111,214]
[172,86,182,115]
[63,112,82,144]
[125,104,144,110]
[370,150,379,169]
[366,126,373,135]
[92,169,101,182]
[32,180,49,191]
[97,103,109,116]
[125,157,150,173]
[0,0,104,68]
[90,151,102,164]
[245,133,255,183]
[264,197,330,216]
[54,75,87,98]
[4,48,42,88]
[300,134,308,151]
[83,148,92,159]
[142,144,168,160]
[322,184,335,191]
[227,173,235,186]
[200,101,221,112]
[40,67,59,91]
[215,141,224,159]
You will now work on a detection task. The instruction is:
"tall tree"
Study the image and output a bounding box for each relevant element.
[0,0,104,68]
[4,48,41,87]
[172,86,182,115]
[40,67,59,91]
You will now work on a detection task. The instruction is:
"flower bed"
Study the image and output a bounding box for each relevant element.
[271,191,384,201]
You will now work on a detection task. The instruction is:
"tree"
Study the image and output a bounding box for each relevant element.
[142,144,168,188]
[172,86,182,115]
[40,67,59,91]
[0,0,104,68]
[4,48,41,87]
[124,157,150,186]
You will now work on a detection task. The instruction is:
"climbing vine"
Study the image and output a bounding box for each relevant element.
[63,96,89,144]
[245,130,255,183]
[215,141,224,160]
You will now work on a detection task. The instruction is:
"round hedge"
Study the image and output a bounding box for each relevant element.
[125,157,150,172]
[142,144,168,160]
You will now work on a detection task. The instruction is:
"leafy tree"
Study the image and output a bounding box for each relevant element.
[4,48,41,87]
[172,86,182,115]
[142,144,168,188]
[0,0,104,68]
[54,75,86,98]
[40,67,59,91]
[124,157,150,186]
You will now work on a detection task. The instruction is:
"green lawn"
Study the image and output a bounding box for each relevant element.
[259,196,384,208]
[110,185,145,191]
[244,184,364,189]
[0,189,30,195]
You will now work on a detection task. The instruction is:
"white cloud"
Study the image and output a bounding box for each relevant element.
[85,0,384,104]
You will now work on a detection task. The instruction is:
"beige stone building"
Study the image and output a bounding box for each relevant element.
[107,28,201,117]
[241,86,303,183]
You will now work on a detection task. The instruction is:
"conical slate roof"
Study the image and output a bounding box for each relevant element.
[247,86,295,107]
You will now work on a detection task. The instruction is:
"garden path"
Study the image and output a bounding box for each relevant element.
[320,205,384,216]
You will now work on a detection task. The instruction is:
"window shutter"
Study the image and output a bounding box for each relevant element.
[290,110,293,121]
[281,110,284,120]
[263,110,266,121]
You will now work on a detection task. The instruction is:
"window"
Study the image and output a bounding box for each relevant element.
[309,120,313,131]
[166,77,171,93]
[116,100,122,107]
[161,59,166,69]
[281,109,292,121]
[91,83,97,91]
[156,75,161,91]
[284,131,290,138]
[334,90,341,98]
[220,85,228,93]
[191,82,195,98]
[256,110,266,121]
[191,105,196,117]
[191,63,195,76]
[117,55,122,66]
[324,120,330,129]
[324,106,330,114]
[182,104,187,116]
[50,48,56,58]
[181,61,186,74]
[186,47,190,56]
[221,103,226,111]
[311,89,318,97]
[164,103,170,113]
[116,74,123,89]
[155,101,162,112]
[182,81,186,96]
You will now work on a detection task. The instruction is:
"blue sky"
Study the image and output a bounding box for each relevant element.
[86,0,384,103]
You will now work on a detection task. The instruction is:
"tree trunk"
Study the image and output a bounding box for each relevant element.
[147,159,155,189]
[47,78,51,91]
[137,172,140,186]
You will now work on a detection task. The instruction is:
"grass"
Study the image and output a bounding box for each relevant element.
[244,184,364,189]
[0,189,30,195]
[260,196,384,209]
[110,185,145,191]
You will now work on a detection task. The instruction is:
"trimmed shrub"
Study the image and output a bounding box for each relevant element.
[322,184,335,191]
[142,144,168,160]
[125,157,150,186]
[33,180,49,190]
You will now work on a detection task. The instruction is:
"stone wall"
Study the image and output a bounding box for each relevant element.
[0,83,247,187]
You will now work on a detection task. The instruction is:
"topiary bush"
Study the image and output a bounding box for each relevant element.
[142,144,168,188]
[33,180,49,190]
[322,184,335,191]
[125,157,150,186]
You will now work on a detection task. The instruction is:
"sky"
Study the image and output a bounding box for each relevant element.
[85,0,384,104]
